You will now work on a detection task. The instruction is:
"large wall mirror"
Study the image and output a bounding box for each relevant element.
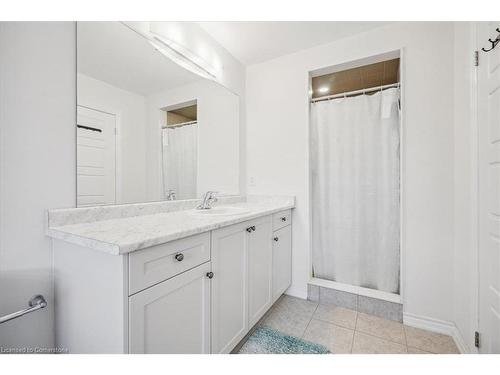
[76,22,240,207]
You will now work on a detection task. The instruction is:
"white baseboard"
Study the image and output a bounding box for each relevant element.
[403,312,472,354]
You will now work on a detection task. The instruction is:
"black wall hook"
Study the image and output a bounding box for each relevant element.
[482,28,500,52]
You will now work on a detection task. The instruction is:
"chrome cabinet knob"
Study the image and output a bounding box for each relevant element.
[246,227,253,233]
[175,253,184,262]
[206,272,214,279]
[273,237,279,242]
[281,217,286,222]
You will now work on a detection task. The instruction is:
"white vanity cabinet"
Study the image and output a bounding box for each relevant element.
[210,215,273,353]
[247,216,273,327]
[272,211,292,302]
[52,208,292,354]
[129,262,211,354]
[211,221,249,354]
[272,225,292,302]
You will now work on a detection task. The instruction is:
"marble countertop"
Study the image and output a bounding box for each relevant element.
[46,196,294,255]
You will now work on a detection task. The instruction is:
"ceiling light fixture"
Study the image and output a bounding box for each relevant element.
[148,31,217,81]
[318,86,329,94]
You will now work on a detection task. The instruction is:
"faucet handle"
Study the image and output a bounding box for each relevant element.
[197,191,219,209]
[166,189,176,201]
[205,191,218,202]
[208,192,218,205]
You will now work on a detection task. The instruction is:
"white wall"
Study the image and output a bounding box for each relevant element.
[146,79,240,201]
[246,22,456,323]
[453,22,477,353]
[77,74,147,204]
[0,22,75,350]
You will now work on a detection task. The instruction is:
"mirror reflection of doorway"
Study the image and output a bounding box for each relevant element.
[76,105,116,207]
[161,103,198,201]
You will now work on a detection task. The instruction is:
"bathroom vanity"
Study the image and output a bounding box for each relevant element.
[46,22,293,354]
[47,196,294,353]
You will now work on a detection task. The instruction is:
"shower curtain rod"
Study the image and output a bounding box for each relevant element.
[311,82,400,103]
[162,120,197,129]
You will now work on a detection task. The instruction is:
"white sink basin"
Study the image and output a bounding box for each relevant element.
[190,206,250,216]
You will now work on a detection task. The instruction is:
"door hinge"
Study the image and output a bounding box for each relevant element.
[474,50,479,67]
[475,331,480,348]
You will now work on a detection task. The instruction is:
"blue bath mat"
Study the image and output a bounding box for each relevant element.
[237,326,331,354]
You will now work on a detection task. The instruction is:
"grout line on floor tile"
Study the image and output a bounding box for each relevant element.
[350,311,359,353]
[301,302,319,338]
[308,316,358,332]
[407,346,433,354]
[402,323,408,347]
[312,316,356,330]
[352,329,408,348]
[354,329,406,346]
[348,330,355,354]
[353,309,360,330]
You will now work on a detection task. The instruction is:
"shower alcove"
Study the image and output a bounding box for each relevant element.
[308,50,404,320]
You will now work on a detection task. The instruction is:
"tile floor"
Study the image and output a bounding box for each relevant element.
[256,295,460,354]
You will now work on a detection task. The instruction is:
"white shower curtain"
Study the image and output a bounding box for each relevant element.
[162,124,198,200]
[310,88,400,294]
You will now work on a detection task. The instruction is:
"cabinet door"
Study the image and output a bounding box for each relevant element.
[211,222,249,354]
[129,262,211,354]
[248,216,273,327]
[272,225,292,302]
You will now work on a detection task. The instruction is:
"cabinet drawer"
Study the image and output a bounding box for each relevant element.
[272,210,291,231]
[129,233,210,295]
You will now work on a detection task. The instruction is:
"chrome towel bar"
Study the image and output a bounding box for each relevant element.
[0,295,47,325]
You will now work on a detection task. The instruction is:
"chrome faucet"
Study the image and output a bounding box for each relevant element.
[197,191,218,209]
[166,190,176,201]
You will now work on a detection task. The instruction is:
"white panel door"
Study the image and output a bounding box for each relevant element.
[129,262,211,354]
[211,222,249,354]
[272,225,292,302]
[77,105,116,207]
[478,22,500,353]
[248,216,273,327]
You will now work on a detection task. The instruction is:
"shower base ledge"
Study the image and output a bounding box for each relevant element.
[309,277,401,304]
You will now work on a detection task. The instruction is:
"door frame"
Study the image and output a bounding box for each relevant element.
[452,21,480,354]
[470,22,480,353]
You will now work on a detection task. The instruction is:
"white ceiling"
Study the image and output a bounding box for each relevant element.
[77,22,201,96]
[198,22,392,65]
